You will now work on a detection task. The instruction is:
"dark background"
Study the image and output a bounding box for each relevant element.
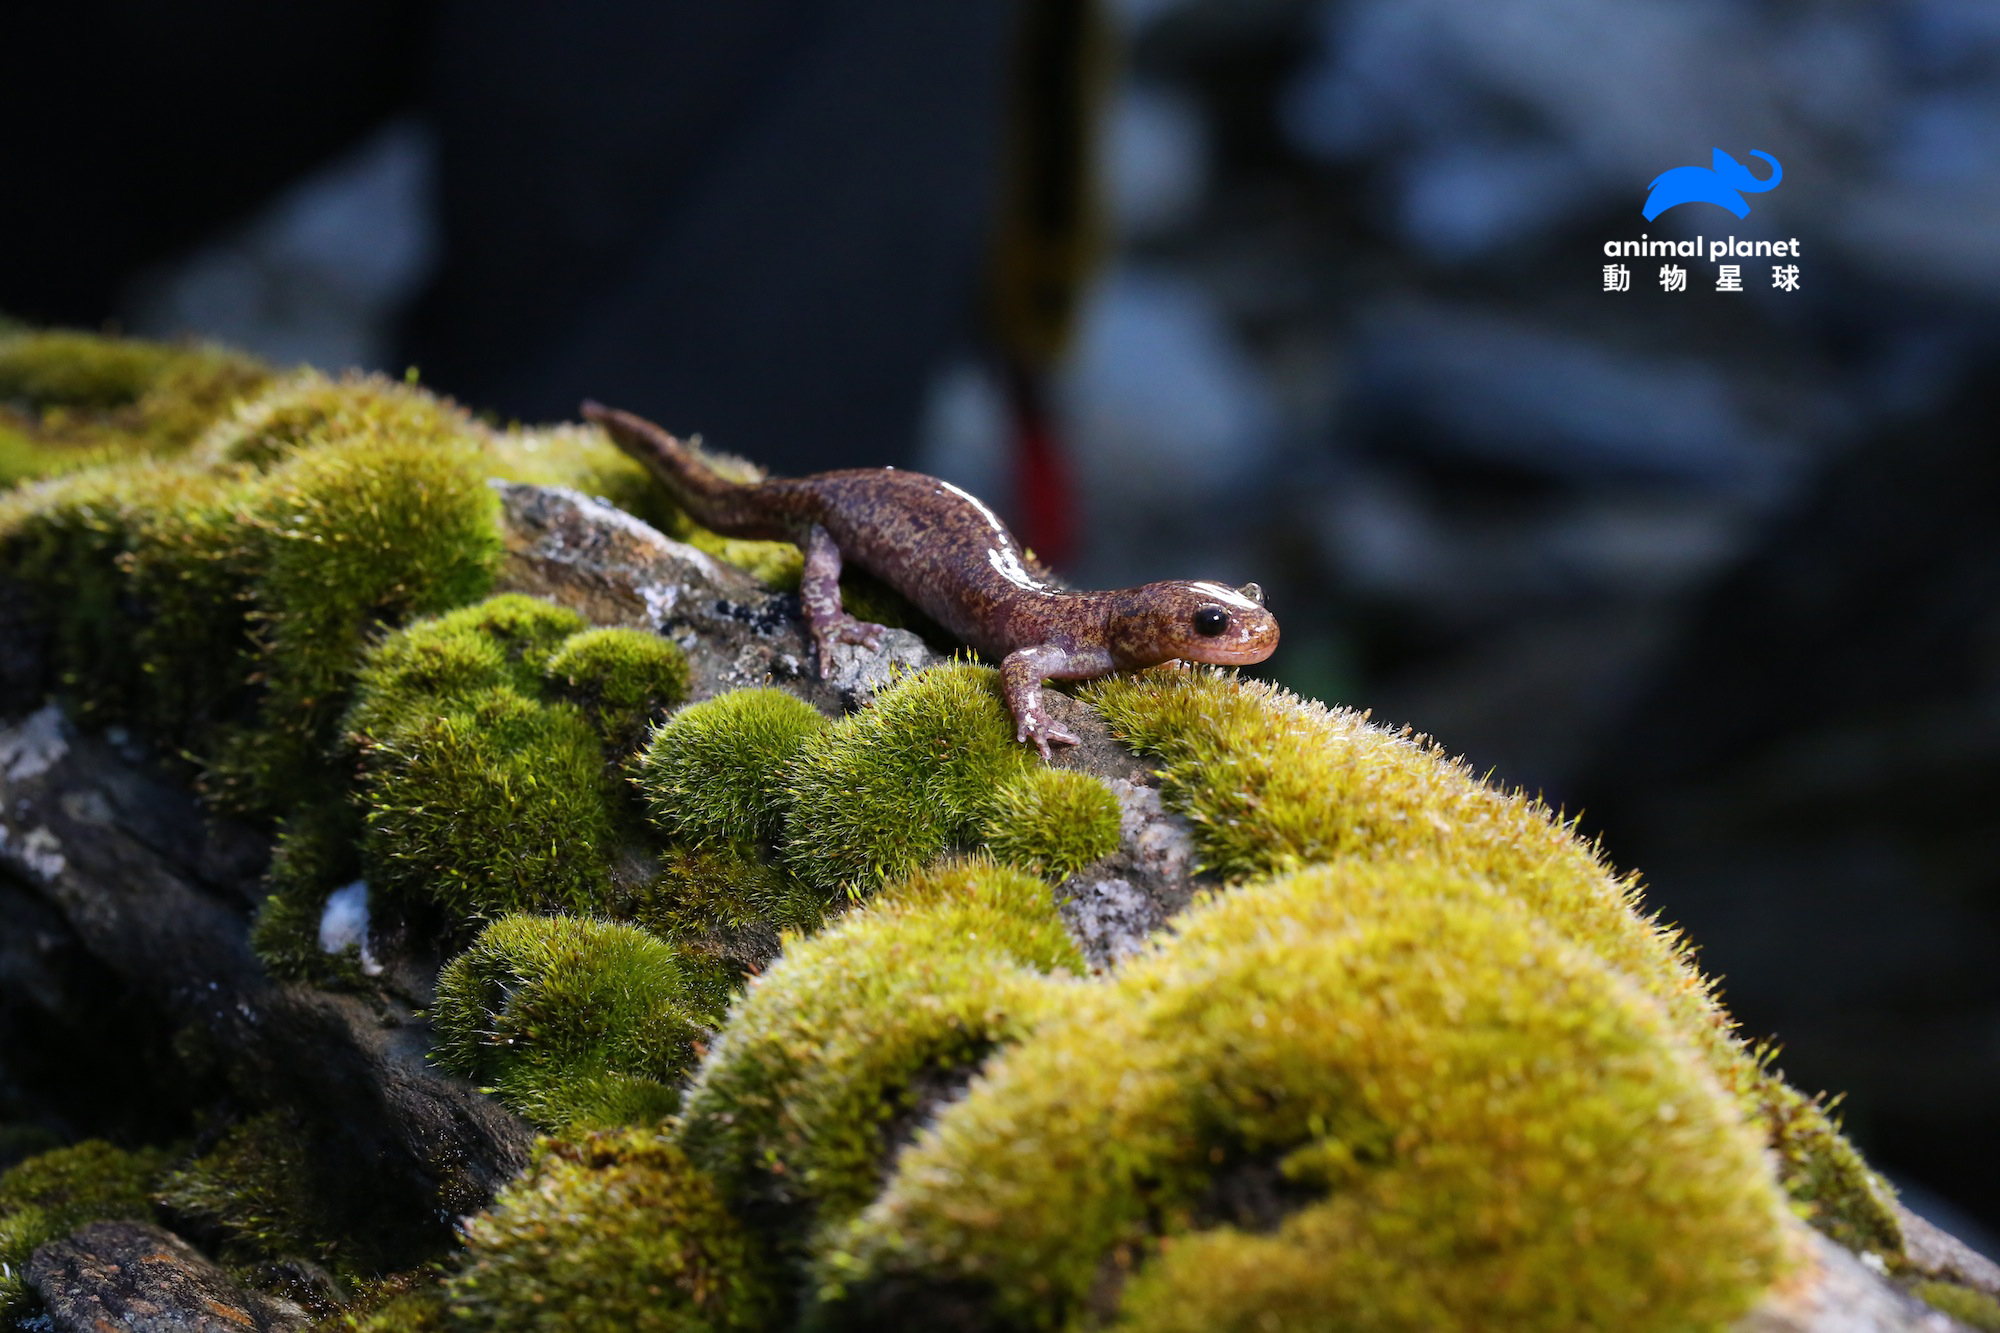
[4,0,1997,1243]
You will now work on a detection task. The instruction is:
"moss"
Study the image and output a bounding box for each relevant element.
[1913,1280,2000,1331]
[449,1130,775,1332]
[781,664,1037,898]
[678,859,1083,1250]
[1082,667,1889,1244]
[1085,671,1741,1069]
[344,594,585,746]
[0,331,269,485]
[821,859,1794,1332]
[431,915,716,1132]
[545,627,691,755]
[154,1112,335,1271]
[250,801,369,985]
[982,767,1123,880]
[637,689,831,852]
[0,1140,170,1315]
[359,690,617,921]
[213,426,503,813]
[619,845,827,960]
[0,462,257,736]
[338,1284,451,1333]
[1753,1067,1903,1256]
[194,369,472,473]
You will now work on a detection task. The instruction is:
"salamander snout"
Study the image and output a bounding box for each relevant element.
[1110,580,1280,668]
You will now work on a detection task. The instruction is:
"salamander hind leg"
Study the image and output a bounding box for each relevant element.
[1000,646,1082,761]
[801,524,890,677]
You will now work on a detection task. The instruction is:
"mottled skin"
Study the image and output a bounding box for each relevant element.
[583,402,1280,756]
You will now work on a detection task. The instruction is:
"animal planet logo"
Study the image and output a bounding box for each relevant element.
[1601,148,1800,293]
[1643,148,1782,220]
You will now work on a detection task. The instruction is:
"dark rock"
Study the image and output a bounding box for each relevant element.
[28,1220,310,1333]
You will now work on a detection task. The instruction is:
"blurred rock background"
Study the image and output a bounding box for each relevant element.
[7,0,1997,1243]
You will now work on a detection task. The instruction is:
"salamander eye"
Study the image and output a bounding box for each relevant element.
[1193,606,1231,637]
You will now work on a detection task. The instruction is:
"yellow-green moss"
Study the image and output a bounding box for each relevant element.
[193,369,472,473]
[0,1140,171,1315]
[1754,1065,1903,1257]
[781,664,1037,897]
[449,1130,775,1332]
[360,689,616,921]
[337,1283,451,1333]
[678,859,1083,1248]
[637,689,832,851]
[982,767,1123,880]
[432,915,716,1132]
[1082,667,1886,1243]
[1914,1280,2000,1330]
[821,859,1794,1332]
[214,428,503,812]
[545,627,690,755]
[0,331,270,485]
[344,594,586,746]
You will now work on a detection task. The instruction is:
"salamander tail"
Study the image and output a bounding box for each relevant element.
[581,400,747,518]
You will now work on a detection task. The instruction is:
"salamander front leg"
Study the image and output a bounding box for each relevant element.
[801,524,888,676]
[999,645,1084,760]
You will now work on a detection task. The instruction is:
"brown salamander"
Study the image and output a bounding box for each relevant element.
[582,402,1280,757]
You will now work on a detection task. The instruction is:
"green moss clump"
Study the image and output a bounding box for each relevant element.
[0,462,257,736]
[678,859,1083,1248]
[982,767,1123,880]
[545,627,691,755]
[822,859,1794,1332]
[0,1140,170,1315]
[432,915,716,1131]
[344,594,586,746]
[193,369,471,473]
[1914,1280,2000,1331]
[340,1285,451,1333]
[1753,1069,1903,1257]
[215,427,503,812]
[153,1112,334,1271]
[450,1130,774,1332]
[1085,671,1741,1070]
[1082,668,1891,1243]
[0,331,269,485]
[619,845,826,962]
[637,689,831,851]
[360,690,617,921]
[782,664,1037,898]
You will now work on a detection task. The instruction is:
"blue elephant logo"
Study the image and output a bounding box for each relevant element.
[1642,149,1782,220]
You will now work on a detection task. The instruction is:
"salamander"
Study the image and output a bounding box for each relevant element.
[582,402,1280,757]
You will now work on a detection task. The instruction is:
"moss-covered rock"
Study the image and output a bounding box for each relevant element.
[0,331,270,486]
[432,915,717,1132]
[344,594,586,746]
[820,859,1795,1332]
[544,627,691,756]
[637,688,831,852]
[449,1130,774,1332]
[781,663,1037,898]
[154,1112,331,1271]
[678,859,1084,1251]
[0,1140,171,1316]
[982,766,1123,880]
[360,690,619,921]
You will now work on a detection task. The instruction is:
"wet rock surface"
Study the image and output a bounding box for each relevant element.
[28,1220,310,1333]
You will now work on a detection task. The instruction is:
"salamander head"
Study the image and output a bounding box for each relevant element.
[1107,580,1279,669]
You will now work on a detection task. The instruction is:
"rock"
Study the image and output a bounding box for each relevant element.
[491,480,934,716]
[0,706,533,1245]
[1737,1228,1969,1333]
[28,1220,310,1332]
